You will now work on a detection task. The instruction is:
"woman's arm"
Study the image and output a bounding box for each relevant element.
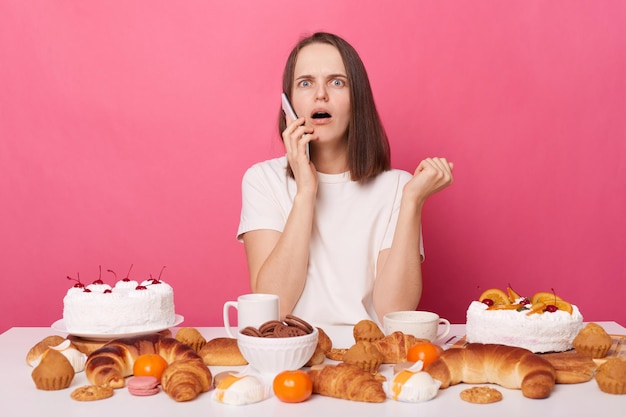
[242,117,318,318]
[373,157,454,322]
[242,191,316,318]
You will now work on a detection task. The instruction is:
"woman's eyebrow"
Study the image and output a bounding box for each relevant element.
[295,73,348,81]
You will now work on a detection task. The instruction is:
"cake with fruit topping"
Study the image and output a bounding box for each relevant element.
[62,266,176,334]
[465,287,583,353]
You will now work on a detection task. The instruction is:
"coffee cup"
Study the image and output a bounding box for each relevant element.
[223,293,280,338]
[383,311,451,343]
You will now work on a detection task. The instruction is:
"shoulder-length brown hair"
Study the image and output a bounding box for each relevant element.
[279,32,391,182]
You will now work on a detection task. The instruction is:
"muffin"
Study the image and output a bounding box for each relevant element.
[595,357,626,394]
[353,319,385,343]
[175,327,207,353]
[573,322,613,358]
[343,341,384,373]
[31,348,75,390]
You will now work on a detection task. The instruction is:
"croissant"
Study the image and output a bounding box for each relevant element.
[370,331,427,363]
[308,363,386,402]
[85,333,210,398]
[424,343,556,399]
[161,358,212,401]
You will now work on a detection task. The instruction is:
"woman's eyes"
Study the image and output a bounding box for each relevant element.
[297,78,346,88]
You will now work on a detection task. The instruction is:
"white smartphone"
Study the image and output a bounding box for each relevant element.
[281,93,310,159]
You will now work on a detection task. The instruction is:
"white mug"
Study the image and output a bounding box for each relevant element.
[223,293,280,338]
[383,311,451,343]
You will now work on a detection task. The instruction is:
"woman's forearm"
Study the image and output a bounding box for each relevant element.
[372,198,424,322]
[248,192,316,318]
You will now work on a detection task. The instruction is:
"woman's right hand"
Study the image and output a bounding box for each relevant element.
[282,117,318,195]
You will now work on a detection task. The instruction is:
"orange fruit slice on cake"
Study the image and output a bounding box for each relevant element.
[554,300,573,314]
[531,292,563,305]
[479,288,510,305]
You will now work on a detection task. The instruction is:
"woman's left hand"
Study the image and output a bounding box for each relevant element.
[404,157,454,204]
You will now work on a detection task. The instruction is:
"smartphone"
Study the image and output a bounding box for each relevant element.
[281,93,310,159]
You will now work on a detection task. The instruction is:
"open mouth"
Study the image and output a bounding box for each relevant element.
[311,111,331,119]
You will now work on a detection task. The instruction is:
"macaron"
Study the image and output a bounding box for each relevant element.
[127,376,160,396]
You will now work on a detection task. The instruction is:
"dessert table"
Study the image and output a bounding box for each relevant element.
[1,322,625,416]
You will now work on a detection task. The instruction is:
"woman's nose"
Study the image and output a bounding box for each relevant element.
[314,84,328,101]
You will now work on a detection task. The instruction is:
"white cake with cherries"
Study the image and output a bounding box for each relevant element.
[465,288,584,353]
[63,274,176,334]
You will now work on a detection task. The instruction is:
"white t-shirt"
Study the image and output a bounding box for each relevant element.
[237,156,424,327]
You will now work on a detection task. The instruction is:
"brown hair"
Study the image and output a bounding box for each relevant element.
[279,32,391,182]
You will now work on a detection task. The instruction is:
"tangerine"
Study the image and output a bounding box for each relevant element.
[133,354,169,381]
[273,370,313,403]
[406,342,443,368]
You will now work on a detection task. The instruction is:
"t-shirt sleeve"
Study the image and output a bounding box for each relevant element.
[236,164,288,242]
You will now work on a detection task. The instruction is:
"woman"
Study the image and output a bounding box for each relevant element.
[237,32,453,326]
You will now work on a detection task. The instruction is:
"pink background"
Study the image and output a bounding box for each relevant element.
[1,1,624,334]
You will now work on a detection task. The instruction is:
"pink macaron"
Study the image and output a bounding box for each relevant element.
[127,376,160,396]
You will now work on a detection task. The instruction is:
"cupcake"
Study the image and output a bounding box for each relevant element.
[343,341,383,373]
[595,358,626,394]
[353,319,385,343]
[31,348,75,390]
[573,323,613,358]
[175,327,207,353]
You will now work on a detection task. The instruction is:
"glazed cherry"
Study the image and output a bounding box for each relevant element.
[520,298,531,305]
[104,289,112,294]
[135,285,148,290]
[92,265,104,285]
[546,304,558,313]
[67,273,85,288]
[149,266,166,285]
[482,298,495,307]
[83,288,92,293]
[122,264,134,282]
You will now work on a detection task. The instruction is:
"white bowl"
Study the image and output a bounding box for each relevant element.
[237,327,318,375]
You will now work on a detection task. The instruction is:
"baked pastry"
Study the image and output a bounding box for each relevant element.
[31,348,75,391]
[26,335,67,365]
[213,374,270,405]
[316,327,332,353]
[385,369,441,402]
[541,352,597,383]
[353,320,384,342]
[342,341,383,373]
[70,384,114,401]
[175,327,206,353]
[573,322,613,358]
[595,357,626,394]
[199,337,247,366]
[371,331,428,363]
[85,333,203,387]
[308,363,386,402]
[425,343,556,399]
[161,358,213,402]
[460,386,503,403]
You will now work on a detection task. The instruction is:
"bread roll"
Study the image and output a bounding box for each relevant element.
[425,343,556,399]
[199,337,247,366]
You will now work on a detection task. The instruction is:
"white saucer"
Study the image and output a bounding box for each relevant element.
[51,314,184,341]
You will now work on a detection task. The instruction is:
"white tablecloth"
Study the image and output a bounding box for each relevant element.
[1,322,625,416]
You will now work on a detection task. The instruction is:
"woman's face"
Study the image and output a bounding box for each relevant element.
[291,43,351,146]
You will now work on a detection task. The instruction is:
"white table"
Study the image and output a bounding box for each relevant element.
[1,322,625,416]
